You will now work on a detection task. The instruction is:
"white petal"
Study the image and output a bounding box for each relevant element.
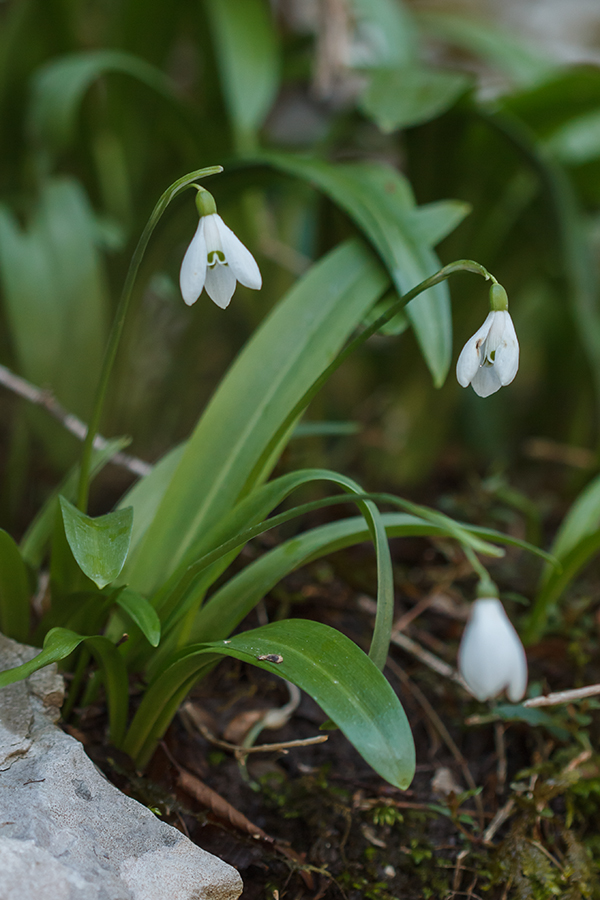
[456,312,494,387]
[494,313,519,385]
[458,598,528,702]
[202,214,223,254]
[470,364,503,398]
[179,220,207,306]
[216,217,262,290]
[204,263,237,309]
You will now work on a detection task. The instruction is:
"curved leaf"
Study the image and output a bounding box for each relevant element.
[29,50,178,152]
[253,153,458,384]
[125,619,416,788]
[0,627,128,744]
[59,496,133,590]
[360,66,471,132]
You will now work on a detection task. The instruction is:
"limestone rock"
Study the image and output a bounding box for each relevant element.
[0,632,243,900]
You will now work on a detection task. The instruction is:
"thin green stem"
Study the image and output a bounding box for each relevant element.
[462,545,497,597]
[76,165,223,511]
[241,258,498,497]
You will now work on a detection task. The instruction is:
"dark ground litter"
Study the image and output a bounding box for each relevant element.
[78,527,600,900]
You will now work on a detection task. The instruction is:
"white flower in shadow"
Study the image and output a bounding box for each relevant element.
[180,213,262,309]
[456,310,519,397]
[458,597,528,702]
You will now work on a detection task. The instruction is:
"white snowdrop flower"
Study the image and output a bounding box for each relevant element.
[458,597,528,702]
[456,285,519,398]
[179,189,262,309]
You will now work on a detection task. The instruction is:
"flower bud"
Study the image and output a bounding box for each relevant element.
[458,597,527,702]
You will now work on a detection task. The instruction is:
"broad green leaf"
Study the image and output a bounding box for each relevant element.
[21,437,132,568]
[116,588,161,647]
[203,0,279,149]
[29,50,179,153]
[407,200,472,247]
[0,530,31,642]
[254,154,456,384]
[59,496,134,590]
[0,627,83,687]
[359,66,471,132]
[0,627,128,744]
[527,531,600,645]
[349,0,418,68]
[118,443,186,559]
[121,240,389,594]
[293,421,359,437]
[418,11,556,88]
[125,619,416,788]
[549,473,600,564]
[546,109,600,165]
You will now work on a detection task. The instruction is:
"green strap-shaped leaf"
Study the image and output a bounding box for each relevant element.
[349,0,418,67]
[116,588,161,648]
[0,179,109,464]
[203,0,279,149]
[121,240,389,594]
[0,530,30,642]
[253,154,460,384]
[124,619,416,788]
[189,510,545,647]
[359,65,471,132]
[59,496,134,590]
[141,472,394,677]
[0,627,128,745]
[28,50,179,152]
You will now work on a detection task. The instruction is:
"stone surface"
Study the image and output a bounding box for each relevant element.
[0,633,243,900]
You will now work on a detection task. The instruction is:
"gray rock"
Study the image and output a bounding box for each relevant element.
[0,633,243,900]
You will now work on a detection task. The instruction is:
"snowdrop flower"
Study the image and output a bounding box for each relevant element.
[458,597,528,702]
[456,284,519,398]
[180,188,262,309]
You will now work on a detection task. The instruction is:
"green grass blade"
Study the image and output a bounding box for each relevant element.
[204,0,279,150]
[0,529,31,642]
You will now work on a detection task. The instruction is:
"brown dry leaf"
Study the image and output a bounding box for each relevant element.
[177,767,316,890]
[177,767,272,841]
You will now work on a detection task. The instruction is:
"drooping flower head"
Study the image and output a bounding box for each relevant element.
[456,284,519,397]
[179,188,262,309]
[458,595,528,702]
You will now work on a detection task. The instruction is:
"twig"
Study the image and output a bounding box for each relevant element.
[482,798,515,844]
[524,683,600,707]
[0,362,152,478]
[180,702,328,756]
[390,593,437,633]
[359,596,465,686]
[386,658,485,833]
[452,847,470,893]
[494,722,507,795]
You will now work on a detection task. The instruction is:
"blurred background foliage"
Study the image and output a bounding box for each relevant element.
[2,0,600,529]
